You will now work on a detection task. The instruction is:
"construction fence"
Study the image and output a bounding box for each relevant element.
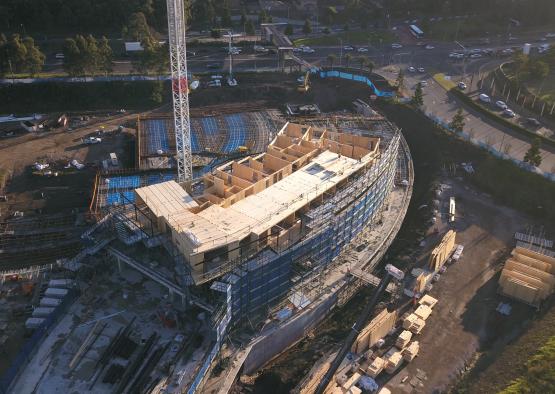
[0,288,80,394]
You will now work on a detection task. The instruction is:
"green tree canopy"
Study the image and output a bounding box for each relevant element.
[524,138,542,167]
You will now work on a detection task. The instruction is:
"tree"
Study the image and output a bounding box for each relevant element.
[240,9,247,27]
[63,38,82,76]
[530,60,549,80]
[396,69,404,91]
[124,12,152,42]
[344,53,352,68]
[5,34,27,73]
[327,54,336,69]
[357,56,368,70]
[221,7,232,27]
[412,82,424,106]
[211,29,221,39]
[449,108,465,133]
[524,138,542,167]
[366,60,375,73]
[285,24,293,36]
[150,80,164,104]
[258,10,269,24]
[245,20,255,36]
[98,36,113,75]
[303,19,312,35]
[22,36,44,76]
[192,1,215,29]
[0,33,8,76]
[512,52,529,80]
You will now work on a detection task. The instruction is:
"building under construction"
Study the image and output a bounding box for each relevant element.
[80,112,413,392]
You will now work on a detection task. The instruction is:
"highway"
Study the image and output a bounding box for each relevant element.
[4,29,555,176]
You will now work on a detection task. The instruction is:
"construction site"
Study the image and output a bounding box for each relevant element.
[2,1,555,394]
[0,13,415,390]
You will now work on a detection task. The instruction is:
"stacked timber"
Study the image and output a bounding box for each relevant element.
[367,357,385,378]
[384,350,403,374]
[499,247,555,306]
[402,341,420,362]
[402,313,426,334]
[351,308,397,354]
[395,330,412,349]
[429,230,456,272]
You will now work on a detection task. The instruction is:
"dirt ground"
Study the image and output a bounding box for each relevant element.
[0,112,138,218]
[384,176,540,393]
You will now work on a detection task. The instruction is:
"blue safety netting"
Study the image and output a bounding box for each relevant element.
[319,70,395,97]
[107,176,140,189]
[222,114,247,153]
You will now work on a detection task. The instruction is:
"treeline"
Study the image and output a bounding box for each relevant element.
[0,34,45,76]
[0,0,169,34]
[0,81,169,112]
[512,48,555,82]
[320,0,555,28]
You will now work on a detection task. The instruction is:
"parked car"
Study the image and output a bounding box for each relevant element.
[458,82,467,90]
[479,93,491,103]
[525,117,541,127]
[357,47,368,52]
[495,100,508,110]
[470,53,482,58]
[84,136,102,144]
[343,45,354,51]
[425,44,435,50]
[420,80,428,86]
[391,43,403,49]
[503,108,516,117]
[418,67,425,73]
[408,66,416,72]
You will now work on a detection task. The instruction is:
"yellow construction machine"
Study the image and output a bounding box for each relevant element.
[297,71,310,93]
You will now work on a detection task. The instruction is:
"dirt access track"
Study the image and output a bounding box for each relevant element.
[385,177,540,393]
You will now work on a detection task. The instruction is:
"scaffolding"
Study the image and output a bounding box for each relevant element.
[0,213,85,271]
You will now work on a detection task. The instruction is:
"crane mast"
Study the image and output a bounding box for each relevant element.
[166,0,192,185]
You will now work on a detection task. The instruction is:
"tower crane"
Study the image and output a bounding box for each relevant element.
[166,0,192,185]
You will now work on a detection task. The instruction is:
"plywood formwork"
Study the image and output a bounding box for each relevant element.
[499,247,555,306]
[429,230,456,272]
[135,121,381,283]
[351,308,397,354]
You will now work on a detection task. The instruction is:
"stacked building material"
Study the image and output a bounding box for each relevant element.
[402,314,426,334]
[395,330,412,349]
[402,341,420,362]
[429,230,456,272]
[418,294,438,309]
[384,350,403,374]
[367,357,385,378]
[351,308,397,354]
[414,304,432,321]
[499,247,555,306]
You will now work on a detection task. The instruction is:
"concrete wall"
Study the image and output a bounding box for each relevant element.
[243,291,338,374]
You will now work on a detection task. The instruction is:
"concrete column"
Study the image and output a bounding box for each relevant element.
[168,289,175,302]
[117,257,123,273]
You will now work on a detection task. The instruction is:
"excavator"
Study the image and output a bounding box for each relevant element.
[297,71,311,93]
